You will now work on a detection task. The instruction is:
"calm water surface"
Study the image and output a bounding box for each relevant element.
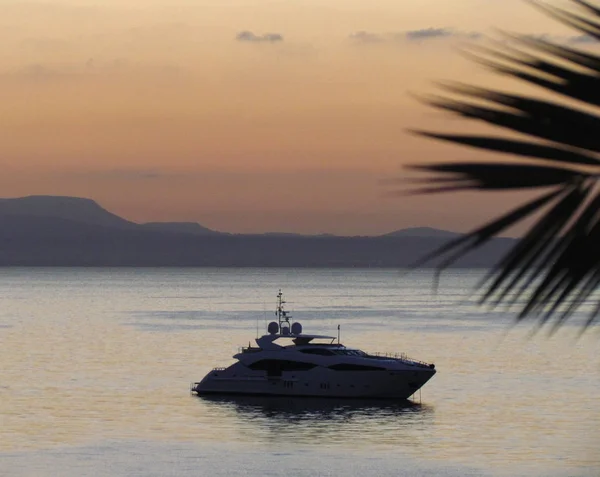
[1,268,598,476]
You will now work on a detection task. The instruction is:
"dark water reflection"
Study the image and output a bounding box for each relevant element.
[197,395,434,448]
[199,394,430,416]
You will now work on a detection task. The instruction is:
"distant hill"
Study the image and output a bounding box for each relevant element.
[140,222,218,235]
[0,195,136,229]
[382,227,460,238]
[0,196,219,235]
[257,232,339,238]
[0,195,517,267]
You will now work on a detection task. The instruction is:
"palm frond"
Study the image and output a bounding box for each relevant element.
[407,162,582,192]
[422,86,600,154]
[408,187,565,270]
[411,132,600,166]
[529,0,600,40]
[481,184,600,308]
[505,33,600,70]
[407,0,600,330]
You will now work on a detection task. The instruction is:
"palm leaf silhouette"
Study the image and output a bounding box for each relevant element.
[408,0,600,330]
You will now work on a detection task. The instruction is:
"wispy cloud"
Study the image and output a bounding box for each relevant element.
[64,168,183,181]
[565,34,598,44]
[348,31,383,43]
[13,64,64,81]
[349,28,481,45]
[405,28,454,41]
[236,31,283,43]
[3,59,184,84]
[98,169,166,181]
[520,33,600,46]
[348,28,600,48]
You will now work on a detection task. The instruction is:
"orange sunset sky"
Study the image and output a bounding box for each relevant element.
[0,0,589,235]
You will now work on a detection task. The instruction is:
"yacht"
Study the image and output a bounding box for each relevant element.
[191,291,436,399]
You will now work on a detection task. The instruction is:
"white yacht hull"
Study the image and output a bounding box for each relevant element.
[193,365,435,400]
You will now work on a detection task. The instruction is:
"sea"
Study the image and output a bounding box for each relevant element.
[0,268,598,477]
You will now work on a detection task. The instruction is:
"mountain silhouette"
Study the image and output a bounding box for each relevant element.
[382,227,460,238]
[0,195,136,229]
[140,222,218,235]
[0,195,515,267]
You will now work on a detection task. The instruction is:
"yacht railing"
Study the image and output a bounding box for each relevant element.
[367,351,433,367]
[238,346,261,354]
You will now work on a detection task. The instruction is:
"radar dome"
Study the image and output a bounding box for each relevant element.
[267,321,279,335]
[291,322,302,335]
[281,325,290,335]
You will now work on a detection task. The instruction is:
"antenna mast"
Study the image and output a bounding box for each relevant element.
[275,289,291,332]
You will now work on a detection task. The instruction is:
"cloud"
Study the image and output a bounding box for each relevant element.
[3,59,184,84]
[65,168,179,181]
[236,31,283,43]
[567,34,599,44]
[97,169,165,181]
[403,28,481,42]
[405,28,453,41]
[520,33,600,46]
[348,31,383,43]
[11,64,66,82]
[349,28,482,44]
[348,28,596,47]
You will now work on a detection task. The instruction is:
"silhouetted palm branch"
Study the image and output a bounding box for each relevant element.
[408,0,600,331]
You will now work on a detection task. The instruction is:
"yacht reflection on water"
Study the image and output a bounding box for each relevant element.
[196,394,434,447]
[199,394,432,417]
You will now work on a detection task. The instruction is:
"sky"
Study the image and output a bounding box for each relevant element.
[0,0,591,235]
